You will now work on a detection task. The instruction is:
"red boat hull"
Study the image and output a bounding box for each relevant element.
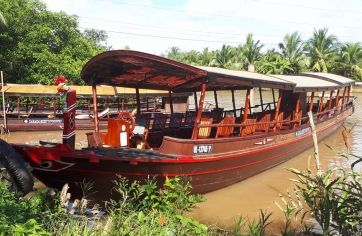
[11,107,353,201]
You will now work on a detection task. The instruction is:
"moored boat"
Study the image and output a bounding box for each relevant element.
[1,50,356,201]
[0,84,190,131]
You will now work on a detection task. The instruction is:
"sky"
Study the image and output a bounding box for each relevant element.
[42,0,362,55]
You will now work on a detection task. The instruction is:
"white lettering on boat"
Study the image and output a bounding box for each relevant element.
[295,127,310,137]
[23,119,63,124]
[193,144,212,154]
[254,138,273,145]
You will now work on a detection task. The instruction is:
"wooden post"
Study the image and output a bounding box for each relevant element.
[136,87,141,115]
[168,90,173,114]
[242,88,251,123]
[53,99,56,116]
[308,111,321,176]
[335,89,340,114]
[259,87,264,112]
[17,97,20,118]
[293,93,301,129]
[192,82,206,140]
[152,97,156,112]
[308,92,314,112]
[317,91,325,122]
[1,71,7,132]
[231,89,236,117]
[272,89,276,109]
[26,97,29,113]
[327,90,333,118]
[88,99,91,116]
[341,87,347,112]
[214,90,218,109]
[92,81,99,132]
[146,97,149,111]
[193,91,198,113]
[274,90,283,121]
[347,85,351,103]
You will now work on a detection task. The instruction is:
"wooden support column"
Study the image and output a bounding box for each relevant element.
[17,97,20,118]
[347,85,351,103]
[341,87,347,111]
[53,99,57,116]
[317,91,325,122]
[293,93,301,129]
[26,97,29,113]
[242,88,251,123]
[92,81,99,132]
[327,90,333,118]
[308,92,315,112]
[334,89,340,114]
[259,87,264,111]
[194,91,198,113]
[168,90,173,114]
[214,90,218,109]
[192,82,206,140]
[272,89,276,109]
[146,97,149,111]
[153,97,156,112]
[231,89,236,117]
[274,90,283,120]
[136,87,141,115]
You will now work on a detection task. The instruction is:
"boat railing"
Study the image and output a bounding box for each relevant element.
[193,99,355,140]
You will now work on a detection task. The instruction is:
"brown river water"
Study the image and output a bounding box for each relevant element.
[1,91,361,232]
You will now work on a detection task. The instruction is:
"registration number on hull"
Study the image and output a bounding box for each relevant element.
[193,144,212,154]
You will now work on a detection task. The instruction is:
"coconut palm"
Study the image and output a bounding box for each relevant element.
[210,44,235,68]
[279,32,308,72]
[198,47,213,66]
[238,33,264,72]
[339,42,362,80]
[183,50,199,65]
[166,46,183,62]
[308,28,338,72]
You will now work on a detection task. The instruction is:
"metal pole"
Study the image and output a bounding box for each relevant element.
[1,71,7,132]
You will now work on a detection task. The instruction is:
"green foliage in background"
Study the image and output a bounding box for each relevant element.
[0,0,108,85]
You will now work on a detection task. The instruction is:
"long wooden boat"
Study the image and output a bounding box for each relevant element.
[1,50,356,201]
[0,84,190,131]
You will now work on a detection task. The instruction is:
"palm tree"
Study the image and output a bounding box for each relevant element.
[198,47,213,66]
[238,34,263,72]
[279,32,308,72]
[339,42,362,79]
[166,46,183,62]
[308,28,338,72]
[183,50,199,65]
[210,44,235,68]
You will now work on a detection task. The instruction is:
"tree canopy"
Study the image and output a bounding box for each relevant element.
[0,0,108,85]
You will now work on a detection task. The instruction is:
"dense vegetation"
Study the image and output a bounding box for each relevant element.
[160,30,362,81]
[0,0,108,85]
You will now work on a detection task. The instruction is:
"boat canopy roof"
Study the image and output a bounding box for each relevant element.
[80,50,296,92]
[80,50,355,93]
[0,84,190,98]
[272,74,354,92]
